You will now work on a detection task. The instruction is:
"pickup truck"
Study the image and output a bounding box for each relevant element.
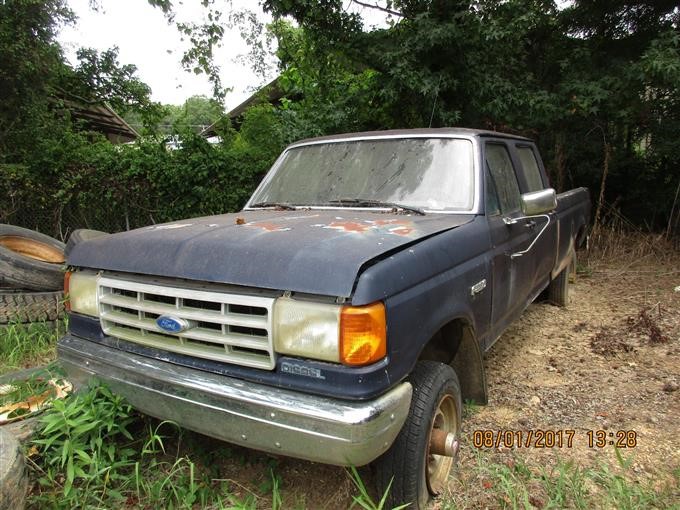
[58,128,590,508]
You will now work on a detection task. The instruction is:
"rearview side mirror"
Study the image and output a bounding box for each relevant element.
[521,188,557,216]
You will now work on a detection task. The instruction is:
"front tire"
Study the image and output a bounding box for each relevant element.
[374,361,462,509]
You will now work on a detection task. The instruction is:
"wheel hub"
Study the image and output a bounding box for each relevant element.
[426,394,459,494]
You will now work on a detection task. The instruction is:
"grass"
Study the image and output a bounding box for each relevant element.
[27,384,262,509]
[23,382,410,509]
[587,211,680,266]
[26,382,679,510]
[443,447,680,510]
[0,319,63,374]
[5,321,676,509]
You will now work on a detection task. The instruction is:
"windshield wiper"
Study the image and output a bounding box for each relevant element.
[249,201,297,211]
[327,198,425,215]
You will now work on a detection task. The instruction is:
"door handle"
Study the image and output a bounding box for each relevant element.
[507,214,551,259]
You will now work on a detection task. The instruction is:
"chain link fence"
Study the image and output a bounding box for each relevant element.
[3,202,170,242]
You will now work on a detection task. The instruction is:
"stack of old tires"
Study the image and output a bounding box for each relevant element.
[0,225,68,325]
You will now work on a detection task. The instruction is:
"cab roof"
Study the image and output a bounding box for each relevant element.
[291,127,533,147]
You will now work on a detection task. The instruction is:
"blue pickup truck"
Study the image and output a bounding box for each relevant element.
[59,128,590,508]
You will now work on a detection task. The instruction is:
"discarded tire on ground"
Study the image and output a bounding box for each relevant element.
[64,228,109,258]
[0,290,64,324]
[0,427,27,510]
[0,224,65,291]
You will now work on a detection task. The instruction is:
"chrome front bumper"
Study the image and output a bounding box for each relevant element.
[58,335,412,466]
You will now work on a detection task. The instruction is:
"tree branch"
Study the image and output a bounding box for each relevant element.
[351,0,403,17]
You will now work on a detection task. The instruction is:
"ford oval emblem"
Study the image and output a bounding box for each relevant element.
[156,315,191,334]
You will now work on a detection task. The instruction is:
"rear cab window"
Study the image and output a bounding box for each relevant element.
[515,145,545,192]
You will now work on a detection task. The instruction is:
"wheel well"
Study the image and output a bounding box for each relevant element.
[576,223,588,249]
[418,319,488,404]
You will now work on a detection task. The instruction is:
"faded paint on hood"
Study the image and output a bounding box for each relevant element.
[68,210,473,297]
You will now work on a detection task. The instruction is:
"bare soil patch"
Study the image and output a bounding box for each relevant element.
[447,254,680,508]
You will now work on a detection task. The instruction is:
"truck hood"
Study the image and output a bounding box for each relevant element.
[68,210,473,297]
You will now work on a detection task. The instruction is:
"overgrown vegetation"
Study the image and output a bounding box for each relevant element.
[2,108,284,236]
[29,385,221,508]
[21,380,679,509]
[261,0,680,234]
[444,447,680,510]
[0,321,62,374]
[2,1,679,238]
[26,383,401,509]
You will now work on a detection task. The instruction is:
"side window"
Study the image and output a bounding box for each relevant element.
[485,143,520,214]
[485,168,501,216]
[516,146,544,192]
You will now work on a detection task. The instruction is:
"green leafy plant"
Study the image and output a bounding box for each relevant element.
[32,384,135,498]
[27,385,276,508]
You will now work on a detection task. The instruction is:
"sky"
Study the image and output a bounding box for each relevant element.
[58,0,275,110]
[58,0,389,110]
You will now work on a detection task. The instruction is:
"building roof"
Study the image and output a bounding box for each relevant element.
[62,100,139,143]
[200,78,284,137]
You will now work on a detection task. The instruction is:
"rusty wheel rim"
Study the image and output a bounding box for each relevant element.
[426,394,458,495]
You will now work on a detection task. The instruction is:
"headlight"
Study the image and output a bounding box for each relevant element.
[273,297,386,366]
[65,270,98,317]
[274,297,340,362]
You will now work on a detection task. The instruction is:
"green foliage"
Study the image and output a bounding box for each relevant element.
[3,0,679,236]
[444,448,679,509]
[32,384,136,498]
[0,321,63,374]
[1,108,283,236]
[27,384,288,509]
[165,95,225,133]
[347,466,410,510]
[58,47,163,124]
[261,0,680,232]
[0,0,74,160]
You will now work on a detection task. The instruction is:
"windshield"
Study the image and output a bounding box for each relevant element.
[249,138,475,211]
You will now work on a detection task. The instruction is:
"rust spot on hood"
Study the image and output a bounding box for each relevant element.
[244,221,292,232]
[319,218,415,237]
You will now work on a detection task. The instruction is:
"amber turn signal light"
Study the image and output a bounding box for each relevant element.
[339,302,386,366]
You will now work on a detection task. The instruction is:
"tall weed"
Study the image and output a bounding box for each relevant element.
[27,383,285,509]
[0,320,62,374]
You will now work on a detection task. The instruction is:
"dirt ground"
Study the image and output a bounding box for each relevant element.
[446,252,680,508]
[151,252,680,509]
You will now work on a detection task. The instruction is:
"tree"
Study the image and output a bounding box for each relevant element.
[58,47,158,116]
[0,0,74,159]
[0,0,162,161]
[258,0,679,231]
[168,95,225,133]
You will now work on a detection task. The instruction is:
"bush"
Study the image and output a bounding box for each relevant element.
[1,106,285,239]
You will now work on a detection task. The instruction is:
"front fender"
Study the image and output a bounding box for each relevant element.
[352,217,493,391]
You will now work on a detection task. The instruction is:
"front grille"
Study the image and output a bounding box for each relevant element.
[97,276,276,369]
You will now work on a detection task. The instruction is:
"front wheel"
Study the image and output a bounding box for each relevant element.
[374,361,462,509]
